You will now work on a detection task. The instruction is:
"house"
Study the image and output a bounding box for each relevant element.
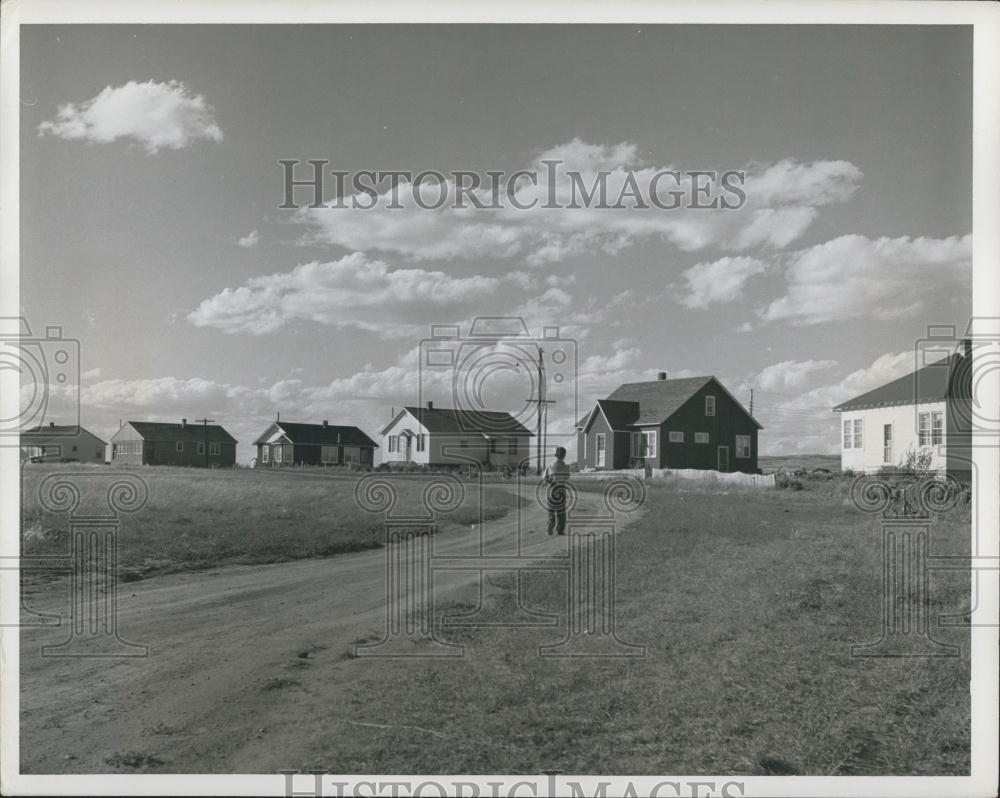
[110,419,237,467]
[253,419,378,467]
[380,402,533,468]
[21,423,107,464]
[833,341,973,479]
[576,372,762,473]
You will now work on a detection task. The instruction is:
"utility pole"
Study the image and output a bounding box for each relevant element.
[526,347,556,475]
[194,418,214,469]
[749,388,754,416]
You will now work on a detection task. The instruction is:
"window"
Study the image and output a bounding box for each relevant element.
[917,412,944,446]
[416,434,425,452]
[197,442,205,455]
[631,431,640,457]
[489,438,499,454]
[735,435,751,458]
[843,418,863,450]
[596,433,606,467]
[695,432,709,444]
[705,395,716,416]
[209,441,220,456]
[668,431,684,443]
[96,448,103,459]
[388,435,397,453]
[71,445,78,452]
[262,445,270,463]
[883,423,893,464]
[321,445,337,463]
[175,441,184,452]
[642,430,657,458]
[508,437,518,454]
[931,411,944,446]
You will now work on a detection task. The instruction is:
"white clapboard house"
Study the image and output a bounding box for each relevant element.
[380,402,533,468]
[833,341,972,479]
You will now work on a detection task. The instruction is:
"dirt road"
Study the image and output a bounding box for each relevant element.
[19,482,627,773]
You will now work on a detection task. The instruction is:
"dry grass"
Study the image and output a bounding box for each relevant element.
[290,476,971,775]
[20,464,521,579]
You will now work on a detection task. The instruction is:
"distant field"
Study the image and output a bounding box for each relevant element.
[759,453,841,473]
[20,464,520,579]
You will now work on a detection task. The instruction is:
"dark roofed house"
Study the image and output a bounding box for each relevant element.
[110,419,237,467]
[253,419,378,468]
[577,372,761,473]
[381,402,533,468]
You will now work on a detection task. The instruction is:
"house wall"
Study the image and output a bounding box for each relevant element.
[657,381,758,473]
[110,425,236,467]
[21,431,106,463]
[839,401,947,474]
[381,413,530,468]
[257,442,374,467]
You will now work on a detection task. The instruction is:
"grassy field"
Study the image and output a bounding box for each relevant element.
[293,474,971,775]
[758,453,841,473]
[20,464,521,580]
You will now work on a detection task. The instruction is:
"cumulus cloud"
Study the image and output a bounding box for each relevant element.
[676,256,769,309]
[759,234,972,325]
[237,230,260,248]
[296,139,862,265]
[753,359,838,392]
[38,80,223,154]
[187,252,545,337]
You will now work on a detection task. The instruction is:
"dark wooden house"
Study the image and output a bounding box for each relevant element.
[110,419,237,467]
[576,373,761,473]
[253,419,378,468]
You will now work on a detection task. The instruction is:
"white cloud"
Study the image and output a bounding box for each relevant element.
[676,256,769,309]
[237,230,260,248]
[297,140,862,265]
[38,80,223,154]
[187,252,539,337]
[753,359,838,392]
[81,367,102,381]
[759,234,972,325]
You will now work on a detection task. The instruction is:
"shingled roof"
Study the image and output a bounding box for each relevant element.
[833,355,961,412]
[253,422,378,448]
[578,375,762,429]
[119,421,237,443]
[382,406,534,436]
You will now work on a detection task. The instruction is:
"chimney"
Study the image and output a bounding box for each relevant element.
[426,400,434,410]
[657,372,667,381]
[276,411,280,422]
[181,418,187,429]
[962,338,972,359]
[322,419,328,428]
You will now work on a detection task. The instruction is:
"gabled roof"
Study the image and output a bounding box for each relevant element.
[594,399,640,430]
[833,355,961,412]
[381,406,534,436]
[22,424,106,443]
[602,375,762,429]
[117,421,237,443]
[253,421,378,448]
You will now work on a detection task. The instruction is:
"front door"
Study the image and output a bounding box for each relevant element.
[405,434,413,461]
[596,433,606,467]
[717,445,729,473]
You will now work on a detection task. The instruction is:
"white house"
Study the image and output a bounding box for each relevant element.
[380,402,533,469]
[833,342,972,479]
[21,423,107,464]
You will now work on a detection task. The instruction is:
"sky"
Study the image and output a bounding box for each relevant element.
[19,24,973,462]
